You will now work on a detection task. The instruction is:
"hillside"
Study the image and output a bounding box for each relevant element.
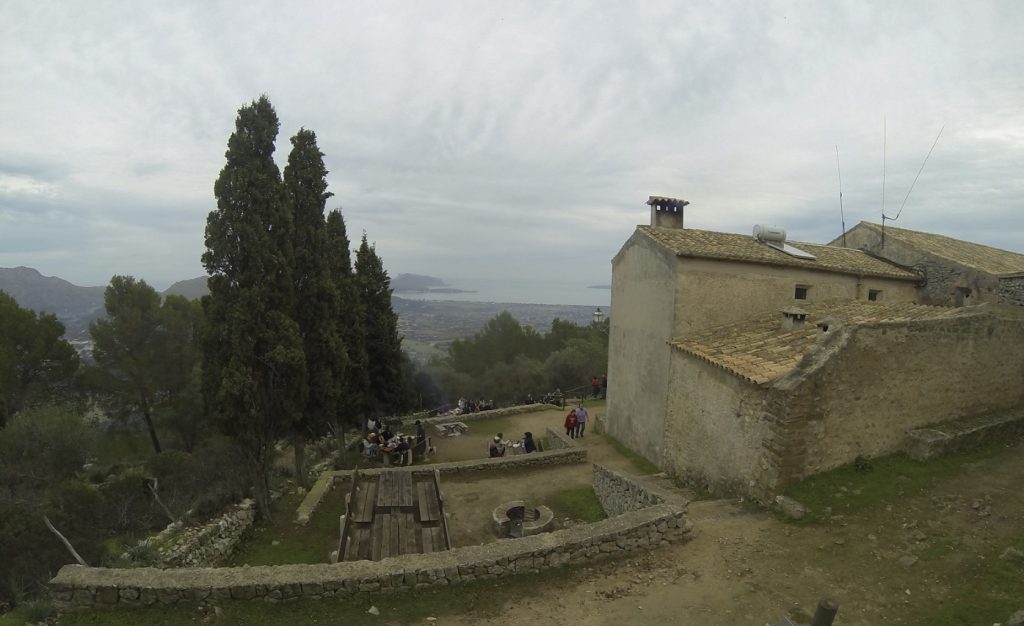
[163,276,209,300]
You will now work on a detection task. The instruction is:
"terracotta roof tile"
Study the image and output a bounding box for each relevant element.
[639,225,918,280]
[671,301,970,384]
[852,222,1024,277]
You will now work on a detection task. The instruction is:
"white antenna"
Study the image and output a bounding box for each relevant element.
[835,145,846,246]
[882,124,944,238]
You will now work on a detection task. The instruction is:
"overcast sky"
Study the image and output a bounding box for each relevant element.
[2,1,1021,295]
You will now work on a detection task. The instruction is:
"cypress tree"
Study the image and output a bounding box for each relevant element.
[354,233,405,415]
[283,128,345,486]
[325,210,369,446]
[201,96,306,520]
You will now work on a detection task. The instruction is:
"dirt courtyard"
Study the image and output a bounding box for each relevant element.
[390,407,1024,626]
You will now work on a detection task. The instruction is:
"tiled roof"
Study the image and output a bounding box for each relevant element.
[639,225,918,280]
[671,301,970,385]
[851,222,1024,277]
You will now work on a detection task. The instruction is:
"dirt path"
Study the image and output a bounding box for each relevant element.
[434,439,1024,626]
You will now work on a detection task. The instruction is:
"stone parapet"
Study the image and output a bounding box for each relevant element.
[52,499,691,610]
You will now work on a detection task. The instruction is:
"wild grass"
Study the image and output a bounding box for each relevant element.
[547,486,606,523]
[225,488,346,566]
[600,433,660,475]
[781,441,1011,523]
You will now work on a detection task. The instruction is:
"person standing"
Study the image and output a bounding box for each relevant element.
[523,431,537,453]
[601,374,607,399]
[575,404,588,438]
[564,408,578,439]
[591,376,600,399]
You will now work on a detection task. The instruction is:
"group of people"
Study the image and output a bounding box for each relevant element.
[361,417,428,465]
[488,431,538,457]
[563,404,588,438]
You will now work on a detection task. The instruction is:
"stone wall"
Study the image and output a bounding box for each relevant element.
[52,469,692,610]
[660,304,1024,503]
[763,305,1024,495]
[413,404,552,427]
[296,428,585,525]
[132,500,255,568]
[999,276,1024,306]
[607,232,679,467]
[544,425,576,450]
[592,464,681,516]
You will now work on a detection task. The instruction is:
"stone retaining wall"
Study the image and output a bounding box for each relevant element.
[52,499,690,609]
[414,404,552,427]
[131,500,255,568]
[544,425,576,450]
[296,427,584,525]
[904,407,1024,461]
[592,465,678,516]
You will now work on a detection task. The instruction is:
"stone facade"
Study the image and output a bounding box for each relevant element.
[835,221,1024,307]
[1000,276,1024,307]
[608,221,919,469]
[661,305,1024,501]
[52,463,692,610]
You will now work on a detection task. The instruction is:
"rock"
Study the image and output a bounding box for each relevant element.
[1006,609,1024,626]
[775,496,806,520]
[913,531,927,542]
[368,606,380,616]
[898,555,918,567]
[1000,547,1024,562]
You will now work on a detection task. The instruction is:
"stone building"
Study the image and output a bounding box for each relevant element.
[607,198,1024,501]
[831,221,1024,307]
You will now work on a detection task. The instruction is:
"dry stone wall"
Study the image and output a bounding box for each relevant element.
[593,464,679,516]
[52,466,691,610]
[130,500,255,568]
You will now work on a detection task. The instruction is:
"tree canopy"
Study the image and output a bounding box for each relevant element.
[0,290,79,428]
[202,95,306,520]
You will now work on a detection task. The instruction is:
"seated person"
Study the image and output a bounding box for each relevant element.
[390,437,411,466]
[523,432,537,453]
[380,427,394,444]
[488,435,505,458]
[361,433,380,458]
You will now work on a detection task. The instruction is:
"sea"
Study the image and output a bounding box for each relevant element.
[396,278,611,307]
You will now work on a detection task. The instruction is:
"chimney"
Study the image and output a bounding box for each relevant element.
[648,196,689,229]
[780,307,808,331]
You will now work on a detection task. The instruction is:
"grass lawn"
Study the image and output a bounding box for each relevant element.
[547,486,606,523]
[226,487,346,566]
[600,433,659,475]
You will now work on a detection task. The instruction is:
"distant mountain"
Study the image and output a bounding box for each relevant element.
[392,273,474,294]
[0,266,105,319]
[163,276,209,300]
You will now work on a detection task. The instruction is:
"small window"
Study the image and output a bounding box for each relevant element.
[868,289,881,302]
[794,285,809,300]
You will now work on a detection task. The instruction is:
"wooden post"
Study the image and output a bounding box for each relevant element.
[811,598,839,626]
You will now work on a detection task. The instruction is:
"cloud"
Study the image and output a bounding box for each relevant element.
[1,0,1021,294]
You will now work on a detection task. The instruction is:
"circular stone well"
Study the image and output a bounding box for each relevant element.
[492,500,554,538]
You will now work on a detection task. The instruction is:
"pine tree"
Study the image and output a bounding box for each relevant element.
[201,96,306,520]
[355,233,405,415]
[326,210,369,446]
[283,128,345,486]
